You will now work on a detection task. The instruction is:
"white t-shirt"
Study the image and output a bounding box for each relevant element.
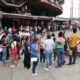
[44,39,54,50]
[8,28,12,33]
[22,32,30,36]
[40,37,46,48]
[11,41,17,49]
[19,31,23,38]
[48,25,50,29]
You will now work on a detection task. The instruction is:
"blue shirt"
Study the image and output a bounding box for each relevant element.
[30,31,34,38]
[24,42,30,54]
[8,33,12,44]
[31,44,39,57]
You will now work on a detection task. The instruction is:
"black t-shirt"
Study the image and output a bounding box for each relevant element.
[0,40,7,46]
[24,42,30,54]
[13,36,20,43]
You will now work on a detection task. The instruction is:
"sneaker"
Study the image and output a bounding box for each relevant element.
[32,73,38,76]
[44,68,49,71]
[10,65,14,68]
[49,66,52,69]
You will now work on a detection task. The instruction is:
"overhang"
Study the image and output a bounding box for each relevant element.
[1,12,53,20]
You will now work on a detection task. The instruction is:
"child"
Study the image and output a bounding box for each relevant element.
[10,38,18,68]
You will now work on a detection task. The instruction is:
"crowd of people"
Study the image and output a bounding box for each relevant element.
[0,24,80,76]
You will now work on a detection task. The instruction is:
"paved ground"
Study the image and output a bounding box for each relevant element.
[0,30,80,80]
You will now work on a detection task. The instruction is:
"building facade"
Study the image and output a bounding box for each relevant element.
[0,0,64,27]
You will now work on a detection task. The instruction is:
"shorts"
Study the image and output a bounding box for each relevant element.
[12,48,18,56]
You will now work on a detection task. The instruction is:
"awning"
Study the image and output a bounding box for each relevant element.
[1,12,53,20]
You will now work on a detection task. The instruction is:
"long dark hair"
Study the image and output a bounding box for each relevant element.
[58,31,63,37]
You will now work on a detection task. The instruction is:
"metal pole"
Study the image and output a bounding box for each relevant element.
[78,0,80,20]
[70,0,73,20]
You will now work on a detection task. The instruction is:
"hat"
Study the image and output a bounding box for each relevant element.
[25,28,29,31]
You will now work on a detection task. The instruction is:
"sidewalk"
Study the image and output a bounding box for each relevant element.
[1,55,80,80]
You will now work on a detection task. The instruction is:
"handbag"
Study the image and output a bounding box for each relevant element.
[31,57,37,62]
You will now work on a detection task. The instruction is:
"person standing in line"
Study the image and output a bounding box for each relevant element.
[55,32,65,68]
[67,29,80,65]
[10,38,18,68]
[13,32,21,60]
[0,35,9,66]
[8,32,12,56]
[40,31,46,64]
[31,38,40,76]
[44,34,54,71]
[23,37,31,69]
[51,33,56,61]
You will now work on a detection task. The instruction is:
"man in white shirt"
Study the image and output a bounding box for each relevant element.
[22,28,30,37]
[40,31,46,64]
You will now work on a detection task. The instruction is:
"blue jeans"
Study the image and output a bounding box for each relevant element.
[2,48,7,63]
[56,48,64,66]
[40,49,45,63]
[45,50,53,68]
[32,55,39,73]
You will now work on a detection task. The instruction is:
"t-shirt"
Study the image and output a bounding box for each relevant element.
[40,36,45,48]
[44,39,54,50]
[22,32,30,36]
[24,42,30,54]
[55,41,65,48]
[19,31,23,38]
[11,28,15,32]
[8,28,12,33]
[30,31,34,38]
[31,44,39,57]
[69,33,80,48]
[62,25,65,28]
[13,36,20,43]
[11,41,17,49]
[8,33,12,44]
[0,40,7,46]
